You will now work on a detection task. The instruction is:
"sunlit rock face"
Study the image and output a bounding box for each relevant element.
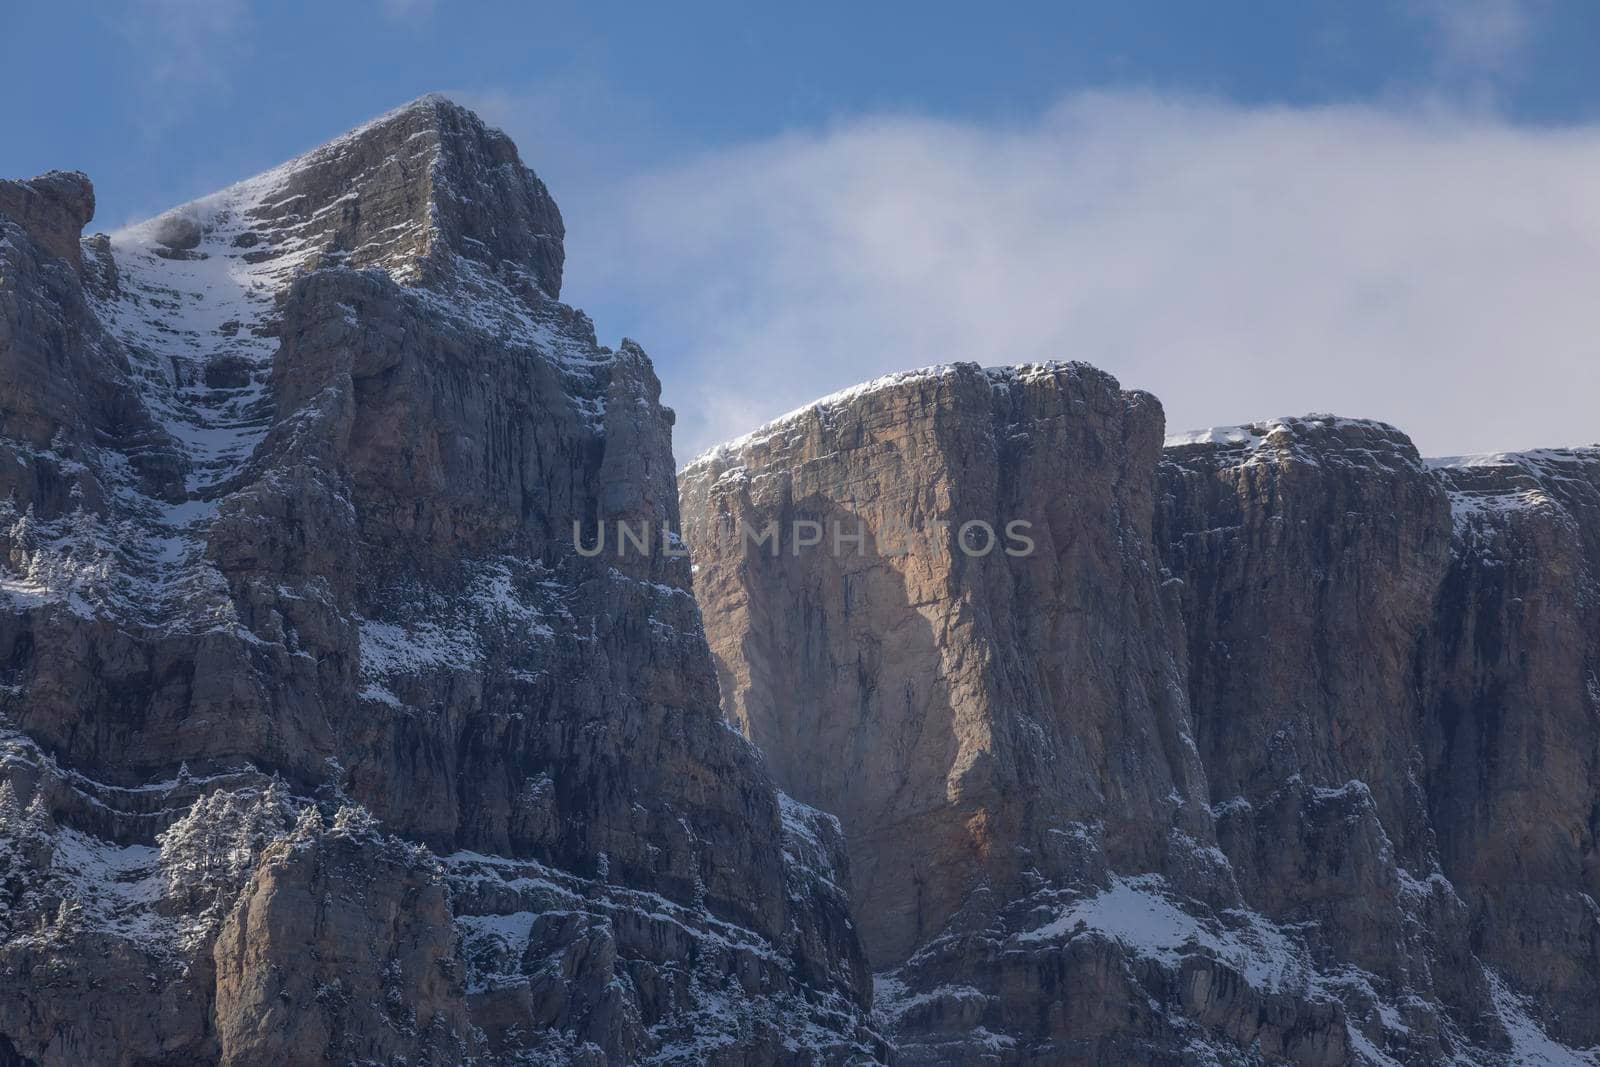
[0,97,880,1066]
[685,374,1600,1064]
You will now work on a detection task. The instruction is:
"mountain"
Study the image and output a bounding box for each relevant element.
[681,365,1600,1064]
[0,97,880,1066]
[7,94,1598,1067]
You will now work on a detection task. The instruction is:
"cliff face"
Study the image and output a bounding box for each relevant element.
[7,95,1598,1067]
[684,374,1600,1064]
[1160,427,1600,1057]
[1423,450,1600,1047]
[0,98,878,1066]
[1156,420,1496,1064]
[682,366,1347,1064]
[681,364,1214,968]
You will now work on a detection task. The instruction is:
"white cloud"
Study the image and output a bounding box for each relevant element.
[1410,0,1535,81]
[114,0,250,88]
[109,0,252,134]
[561,92,1600,461]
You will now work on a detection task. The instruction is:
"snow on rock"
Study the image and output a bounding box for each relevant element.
[776,791,850,897]
[1485,970,1600,1066]
[1426,447,1600,539]
[1165,424,1271,449]
[683,360,1104,475]
[1163,414,1429,475]
[442,846,882,1061]
[1015,872,1310,992]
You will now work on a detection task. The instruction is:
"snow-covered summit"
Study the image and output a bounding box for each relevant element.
[1426,446,1600,535]
[110,94,564,298]
[1424,445,1600,472]
[1163,414,1428,474]
[682,360,1111,474]
[0,98,610,634]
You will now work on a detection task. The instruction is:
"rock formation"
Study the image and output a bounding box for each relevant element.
[1420,450,1600,1048]
[0,96,879,1065]
[683,369,1600,1064]
[7,90,1598,1067]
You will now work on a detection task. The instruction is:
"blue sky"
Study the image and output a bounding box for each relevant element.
[5,1,1598,457]
[8,1,1599,223]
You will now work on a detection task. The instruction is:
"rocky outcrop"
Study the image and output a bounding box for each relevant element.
[0,97,878,1065]
[682,364,1215,968]
[684,375,1600,1064]
[210,818,471,1067]
[682,366,1351,1063]
[1423,449,1600,1048]
[0,171,94,270]
[1159,424,1600,1059]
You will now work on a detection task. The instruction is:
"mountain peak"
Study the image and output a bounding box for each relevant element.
[117,94,564,299]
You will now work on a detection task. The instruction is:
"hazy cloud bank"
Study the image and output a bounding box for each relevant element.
[548,92,1599,461]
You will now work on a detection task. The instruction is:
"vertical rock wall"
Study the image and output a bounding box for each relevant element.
[686,375,1600,1064]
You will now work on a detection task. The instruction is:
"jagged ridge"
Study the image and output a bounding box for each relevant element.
[0,98,882,1065]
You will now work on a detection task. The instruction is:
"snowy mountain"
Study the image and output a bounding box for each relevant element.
[5,95,1599,1066]
[0,97,877,1066]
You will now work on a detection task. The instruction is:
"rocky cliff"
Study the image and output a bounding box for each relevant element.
[7,93,1597,1067]
[1422,449,1600,1051]
[0,97,880,1066]
[683,369,1600,1064]
[1160,425,1600,1062]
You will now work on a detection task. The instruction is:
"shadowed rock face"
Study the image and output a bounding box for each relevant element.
[682,366,1352,1064]
[1161,429,1600,1054]
[1159,418,1453,855]
[0,97,878,1065]
[681,363,1216,967]
[685,382,1600,1063]
[1422,450,1600,1046]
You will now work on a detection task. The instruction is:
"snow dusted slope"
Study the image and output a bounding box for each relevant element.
[0,98,880,1065]
[1427,447,1600,535]
[95,173,317,495]
[1,96,585,637]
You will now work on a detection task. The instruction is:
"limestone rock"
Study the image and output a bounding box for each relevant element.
[682,364,1345,1062]
[0,97,878,1065]
[1159,423,1600,1059]
[684,376,1600,1063]
[1424,449,1600,1048]
[211,822,471,1066]
[0,171,93,269]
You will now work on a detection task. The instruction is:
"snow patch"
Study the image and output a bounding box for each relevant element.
[683,361,1095,474]
[1016,872,1308,991]
[1485,969,1600,1066]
